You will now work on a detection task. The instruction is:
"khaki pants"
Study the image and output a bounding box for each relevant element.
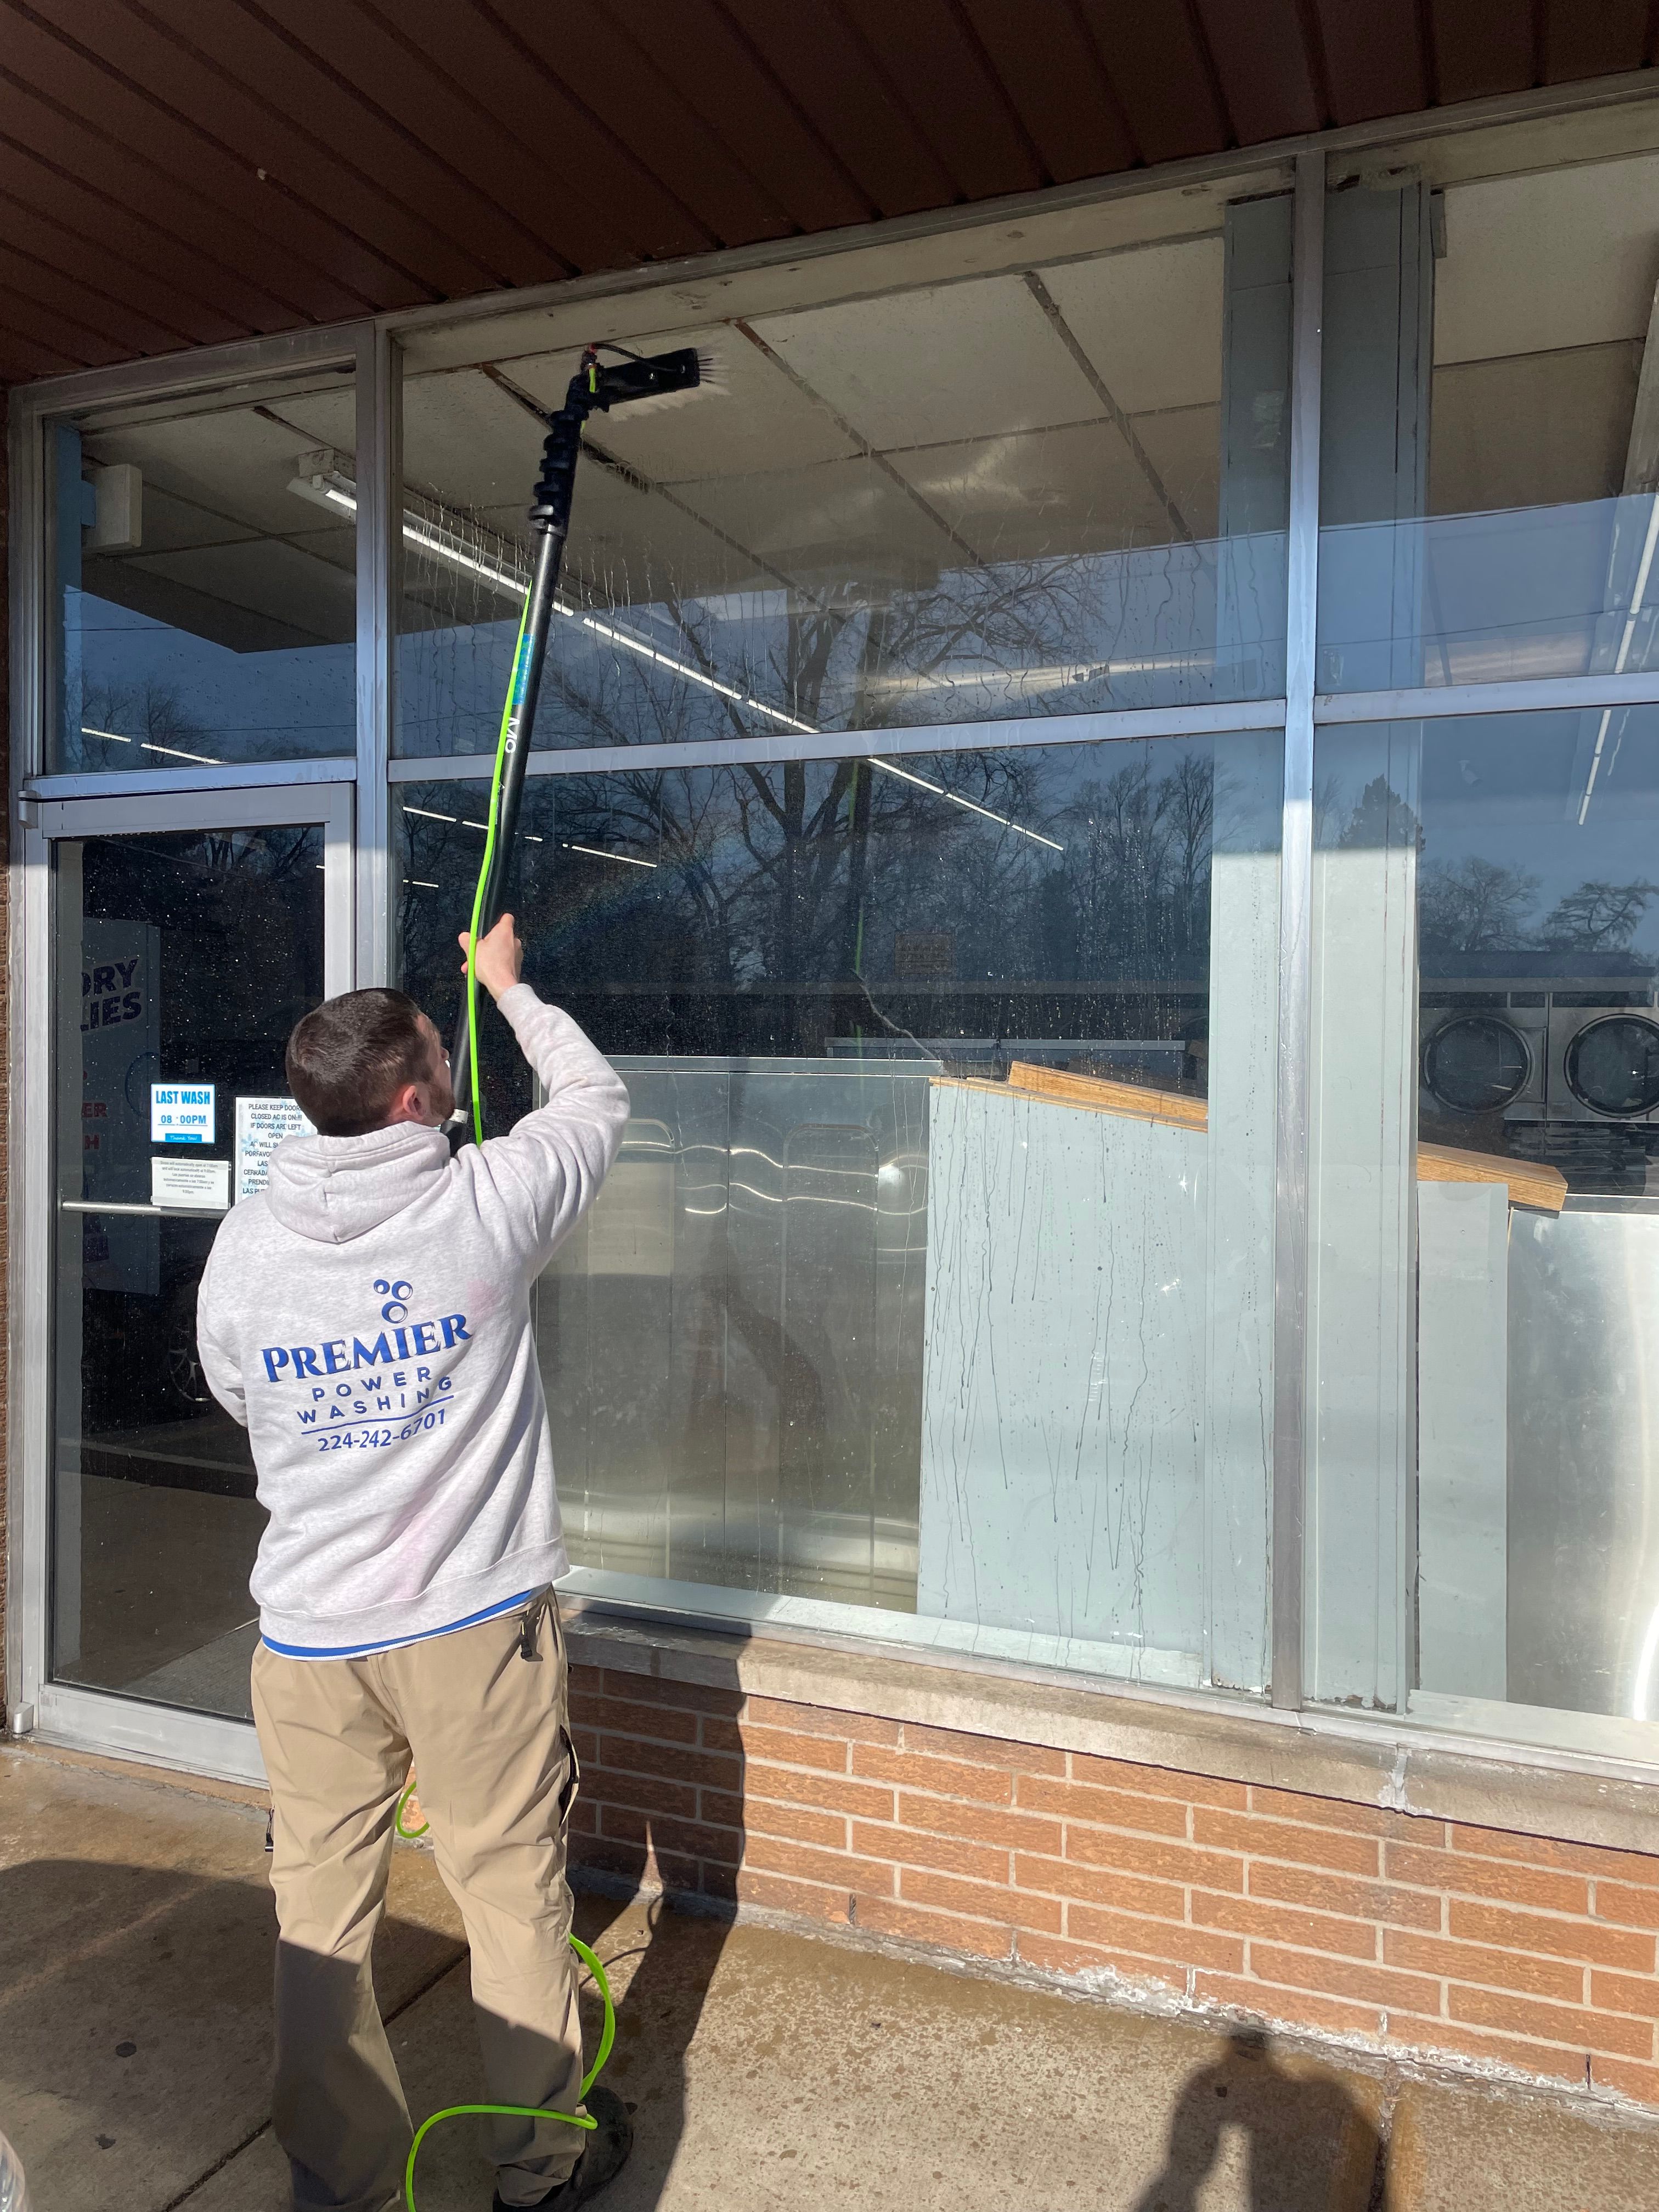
[251,1593,586,2212]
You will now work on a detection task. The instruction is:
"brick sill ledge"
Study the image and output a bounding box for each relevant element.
[563,1601,1659,1859]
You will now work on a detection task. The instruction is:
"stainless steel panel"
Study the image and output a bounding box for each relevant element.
[1508,1205,1659,1718]
[537,1059,930,1612]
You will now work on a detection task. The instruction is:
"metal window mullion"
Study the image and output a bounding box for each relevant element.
[5,383,49,1720]
[354,324,398,988]
[386,698,1290,788]
[1317,673,1659,721]
[1272,149,1325,1711]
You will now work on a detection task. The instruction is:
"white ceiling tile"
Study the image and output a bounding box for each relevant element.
[1436,155,1659,365]
[1132,404,1221,540]
[1040,237,1225,415]
[682,455,959,589]
[886,419,1172,563]
[751,275,1100,450]
[1430,345,1638,513]
[403,369,546,513]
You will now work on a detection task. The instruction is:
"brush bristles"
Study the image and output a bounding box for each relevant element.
[603,348,724,415]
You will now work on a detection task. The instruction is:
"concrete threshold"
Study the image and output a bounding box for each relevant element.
[4,1742,1657,2212]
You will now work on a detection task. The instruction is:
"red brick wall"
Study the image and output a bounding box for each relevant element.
[568,1663,1659,2108]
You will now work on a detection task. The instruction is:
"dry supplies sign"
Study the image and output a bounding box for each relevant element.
[151,1082,215,1144]
[235,1096,314,1201]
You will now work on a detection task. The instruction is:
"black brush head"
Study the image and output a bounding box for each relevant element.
[587,346,703,411]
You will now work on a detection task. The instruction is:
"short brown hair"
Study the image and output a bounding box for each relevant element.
[286,988,434,1137]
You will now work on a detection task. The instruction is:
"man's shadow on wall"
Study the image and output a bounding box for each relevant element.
[1133,2027,1392,2212]
[567,1628,751,2212]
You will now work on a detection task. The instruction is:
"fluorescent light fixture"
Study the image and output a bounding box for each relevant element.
[404,878,439,889]
[291,456,812,735]
[1579,492,1659,825]
[296,464,1062,856]
[82,723,221,766]
[867,755,1063,852]
[567,842,657,870]
[401,805,457,823]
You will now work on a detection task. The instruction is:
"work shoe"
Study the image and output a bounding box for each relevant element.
[492,2086,633,2210]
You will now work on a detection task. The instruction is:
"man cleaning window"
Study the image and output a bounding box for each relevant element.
[197,912,632,2212]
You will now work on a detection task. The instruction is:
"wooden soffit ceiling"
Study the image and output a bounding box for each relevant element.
[2,0,1657,385]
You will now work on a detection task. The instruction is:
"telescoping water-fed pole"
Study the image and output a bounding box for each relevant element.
[448,341,710,1149]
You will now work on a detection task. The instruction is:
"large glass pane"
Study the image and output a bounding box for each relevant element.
[396,178,1291,760]
[1308,707,1659,1754]
[52,825,325,1718]
[1318,105,1659,691]
[398,728,1282,1691]
[48,370,356,772]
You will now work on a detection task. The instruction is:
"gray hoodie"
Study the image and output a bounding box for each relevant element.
[196,986,628,1656]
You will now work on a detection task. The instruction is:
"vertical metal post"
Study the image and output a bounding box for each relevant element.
[4,392,47,1723]
[1271,149,1325,1709]
[354,323,398,988]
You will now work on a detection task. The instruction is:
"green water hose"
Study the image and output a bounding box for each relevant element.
[394,1780,617,2212]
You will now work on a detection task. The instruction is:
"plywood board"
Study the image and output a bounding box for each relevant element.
[1001,1059,1207,1128]
[1417,1141,1566,1215]
[959,1062,1568,1213]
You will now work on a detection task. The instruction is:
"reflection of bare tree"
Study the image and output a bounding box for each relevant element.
[1047,755,1212,983]
[1420,857,1541,952]
[72,680,216,772]
[400,502,1232,763]
[1542,878,1659,953]
[398,738,1220,1077]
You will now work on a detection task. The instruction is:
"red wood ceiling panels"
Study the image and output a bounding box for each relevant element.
[0,0,1655,383]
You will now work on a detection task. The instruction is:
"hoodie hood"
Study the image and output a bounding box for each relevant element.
[263,1122,452,1245]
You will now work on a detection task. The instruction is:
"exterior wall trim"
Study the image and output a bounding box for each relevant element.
[566,1609,1659,1859]
[8,74,1659,416]
[342,68,1659,354]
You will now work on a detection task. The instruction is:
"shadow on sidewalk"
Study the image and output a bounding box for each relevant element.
[1133,2027,1391,2212]
[566,1626,752,2212]
[0,1852,463,2209]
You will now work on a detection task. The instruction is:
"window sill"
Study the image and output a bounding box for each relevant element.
[562,1598,1659,1858]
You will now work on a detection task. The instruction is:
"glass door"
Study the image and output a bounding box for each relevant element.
[42,783,352,1727]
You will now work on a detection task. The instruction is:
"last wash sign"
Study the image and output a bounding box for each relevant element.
[151,1082,215,1144]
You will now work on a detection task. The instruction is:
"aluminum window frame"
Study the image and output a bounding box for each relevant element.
[7,778,353,1780]
[11,74,1659,1782]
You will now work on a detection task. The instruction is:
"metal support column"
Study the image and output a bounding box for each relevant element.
[354,323,398,988]
[1271,149,1325,1709]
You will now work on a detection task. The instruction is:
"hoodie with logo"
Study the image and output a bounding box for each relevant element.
[196,985,629,1657]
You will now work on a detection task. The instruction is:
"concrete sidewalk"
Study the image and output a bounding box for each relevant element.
[4,1742,1657,2212]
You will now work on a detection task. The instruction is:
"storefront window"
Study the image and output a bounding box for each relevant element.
[395,182,1293,760]
[1319,110,1659,691]
[1308,707,1659,1752]
[398,726,1281,1689]
[47,371,358,772]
